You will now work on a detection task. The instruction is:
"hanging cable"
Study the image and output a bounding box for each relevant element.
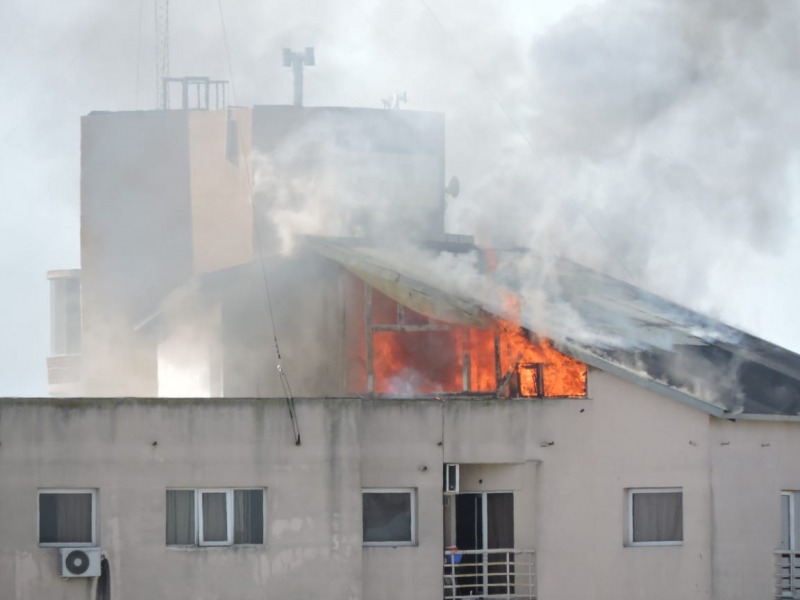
[217,0,300,445]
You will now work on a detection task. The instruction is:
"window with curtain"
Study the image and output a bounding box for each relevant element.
[234,489,264,544]
[166,490,195,545]
[38,490,96,546]
[628,488,683,545]
[166,488,264,546]
[362,489,415,545]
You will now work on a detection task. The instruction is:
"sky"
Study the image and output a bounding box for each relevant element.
[1,0,799,395]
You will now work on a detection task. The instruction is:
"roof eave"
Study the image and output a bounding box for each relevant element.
[563,345,729,419]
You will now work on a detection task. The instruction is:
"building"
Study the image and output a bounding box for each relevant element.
[10,95,800,599]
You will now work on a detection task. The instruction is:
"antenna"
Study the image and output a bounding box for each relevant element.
[282,47,315,107]
[381,91,407,110]
[445,176,461,199]
[155,0,170,109]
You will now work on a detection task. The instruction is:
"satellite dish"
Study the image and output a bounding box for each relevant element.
[445,176,460,199]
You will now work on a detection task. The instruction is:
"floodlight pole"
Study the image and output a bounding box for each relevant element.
[282,47,315,107]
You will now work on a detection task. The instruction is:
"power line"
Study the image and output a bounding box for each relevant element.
[135,0,145,109]
[155,0,169,109]
[217,0,300,446]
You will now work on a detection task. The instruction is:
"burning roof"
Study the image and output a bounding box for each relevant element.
[142,235,800,417]
[311,237,800,417]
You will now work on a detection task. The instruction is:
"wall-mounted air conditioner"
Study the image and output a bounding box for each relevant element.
[444,463,459,494]
[59,547,102,578]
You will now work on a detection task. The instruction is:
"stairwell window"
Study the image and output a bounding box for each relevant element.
[38,489,97,547]
[166,489,264,546]
[362,488,416,546]
[627,488,683,546]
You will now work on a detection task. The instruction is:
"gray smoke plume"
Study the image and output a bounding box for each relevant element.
[453,0,800,312]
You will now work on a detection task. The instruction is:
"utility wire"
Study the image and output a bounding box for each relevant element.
[217,0,301,446]
[135,0,145,109]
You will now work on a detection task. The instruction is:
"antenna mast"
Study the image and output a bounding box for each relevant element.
[282,47,315,107]
[155,0,170,109]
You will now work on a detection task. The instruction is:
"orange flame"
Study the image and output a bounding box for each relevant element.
[345,273,587,398]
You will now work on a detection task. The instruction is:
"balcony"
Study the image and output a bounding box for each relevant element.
[777,551,800,598]
[444,548,536,599]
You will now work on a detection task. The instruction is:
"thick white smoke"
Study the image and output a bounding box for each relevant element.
[454,0,800,312]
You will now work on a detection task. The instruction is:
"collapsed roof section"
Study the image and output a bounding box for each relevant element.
[310,237,800,418]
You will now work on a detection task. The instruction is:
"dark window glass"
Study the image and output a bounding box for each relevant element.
[39,492,93,544]
[166,490,195,545]
[363,492,412,543]
[202,492,229,542]
[234,489,264,544]
[632,491,683,543]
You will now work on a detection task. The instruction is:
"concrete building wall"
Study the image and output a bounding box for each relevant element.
[537,371,713,600]
[219,252,347,398]
[79,109,256,398]
[80,110,195,396]
[0,398,362,600]
[2,377,797,599]
[360,400,444,600]
[187,109,254,274]
[440,371,713,600]
[710,418,800,600]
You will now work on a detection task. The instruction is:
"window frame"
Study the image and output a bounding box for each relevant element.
[626,487,683,547]
[362,487,417,547]
[166,487,265,547]
[198,489,234,547]
[782,490,799,551]
[38,488,97,548]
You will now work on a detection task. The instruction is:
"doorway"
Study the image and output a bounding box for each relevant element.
[453,492,514,597]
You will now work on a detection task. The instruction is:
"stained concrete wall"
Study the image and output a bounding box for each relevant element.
[0,398,362,600]
[2,374,797,599]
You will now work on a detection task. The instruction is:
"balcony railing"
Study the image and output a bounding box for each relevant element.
[776,551,800,599]
[444,548,535,599]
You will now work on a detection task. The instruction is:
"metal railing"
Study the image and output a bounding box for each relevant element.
[444,548,535,599]
[776,551,800,598]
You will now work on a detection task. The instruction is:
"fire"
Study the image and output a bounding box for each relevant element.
[344,273,587,398]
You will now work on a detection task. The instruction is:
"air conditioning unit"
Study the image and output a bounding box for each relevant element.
[59,547,102,578]
[444,463,459,494]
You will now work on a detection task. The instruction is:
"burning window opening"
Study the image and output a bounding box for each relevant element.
[344,273,587,398]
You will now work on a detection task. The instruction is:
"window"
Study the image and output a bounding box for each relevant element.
[166,489,264,546]
[781,491,800,551]
[38,489,97,547]
[362,488,416,546]
[627,488,683,546]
